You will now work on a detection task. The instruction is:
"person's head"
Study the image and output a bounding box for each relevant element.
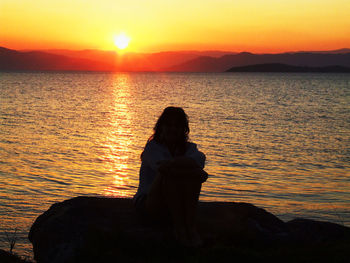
[150,107,189,150]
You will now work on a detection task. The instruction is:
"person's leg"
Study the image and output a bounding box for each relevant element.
[161,173,188,244]
[162,166,204,246]
[145,160,205,246]
[145,170,190,245]
[145,172,166,219]
[183,173,202,246]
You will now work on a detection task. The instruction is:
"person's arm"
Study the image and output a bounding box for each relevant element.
[158,144,208,182]
[159,157,208,183]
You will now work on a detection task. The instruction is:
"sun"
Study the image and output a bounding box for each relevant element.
[114,33,130,50]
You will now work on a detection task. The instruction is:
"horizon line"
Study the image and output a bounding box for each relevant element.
[2,45,350,55]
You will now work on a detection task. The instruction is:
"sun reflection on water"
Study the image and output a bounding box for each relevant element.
[101,74,133,197]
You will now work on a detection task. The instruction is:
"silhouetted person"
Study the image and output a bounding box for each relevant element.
[133,106,208,247]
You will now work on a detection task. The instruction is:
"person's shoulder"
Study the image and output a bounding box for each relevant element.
[187,142,205,155]
[145,139,164,152]
[146,139,160,147]
[142,140,161,160]
[187,141,196,147]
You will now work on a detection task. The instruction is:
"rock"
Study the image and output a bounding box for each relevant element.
[0,249,32,263]
[287,218,350,243]
[28,196,350,263]
[197,201,288,245]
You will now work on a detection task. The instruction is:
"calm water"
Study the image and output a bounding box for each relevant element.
[1,72,349,257]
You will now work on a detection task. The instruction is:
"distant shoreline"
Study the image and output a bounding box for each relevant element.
[2,46,350,72]
[2,68,350,74]
[226,63,350,73]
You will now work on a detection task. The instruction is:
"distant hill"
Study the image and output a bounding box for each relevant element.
[167,52,350,72]
[289,48,350,54]
[227,63,350,73]
[1,47,236,71]
[21,49,236,71]
[1,46,350,72]
[0,47,113,71]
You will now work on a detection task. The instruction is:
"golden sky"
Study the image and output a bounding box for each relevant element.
[1,0,349,52]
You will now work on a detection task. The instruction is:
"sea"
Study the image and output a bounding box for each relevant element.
[0,72,349,258]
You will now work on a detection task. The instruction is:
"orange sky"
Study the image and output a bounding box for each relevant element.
[1,0,349,53]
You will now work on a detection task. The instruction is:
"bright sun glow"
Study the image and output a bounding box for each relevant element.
[114,33,130,50]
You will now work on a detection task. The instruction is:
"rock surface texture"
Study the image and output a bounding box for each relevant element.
[29,197,350,263]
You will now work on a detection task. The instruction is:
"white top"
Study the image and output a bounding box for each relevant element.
[133,140,206,203]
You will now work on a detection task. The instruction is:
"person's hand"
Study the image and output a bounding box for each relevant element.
[157,158,208,182]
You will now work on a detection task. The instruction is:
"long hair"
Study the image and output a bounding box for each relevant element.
[148,106,190,155]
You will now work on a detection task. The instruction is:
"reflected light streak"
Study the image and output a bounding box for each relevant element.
[102,74,133,197]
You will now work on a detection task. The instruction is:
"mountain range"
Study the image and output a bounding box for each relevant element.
[1,46,350,72]
[227,63,350,73]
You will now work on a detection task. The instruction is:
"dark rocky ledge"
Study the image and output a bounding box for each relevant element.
[28,196,350,263]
